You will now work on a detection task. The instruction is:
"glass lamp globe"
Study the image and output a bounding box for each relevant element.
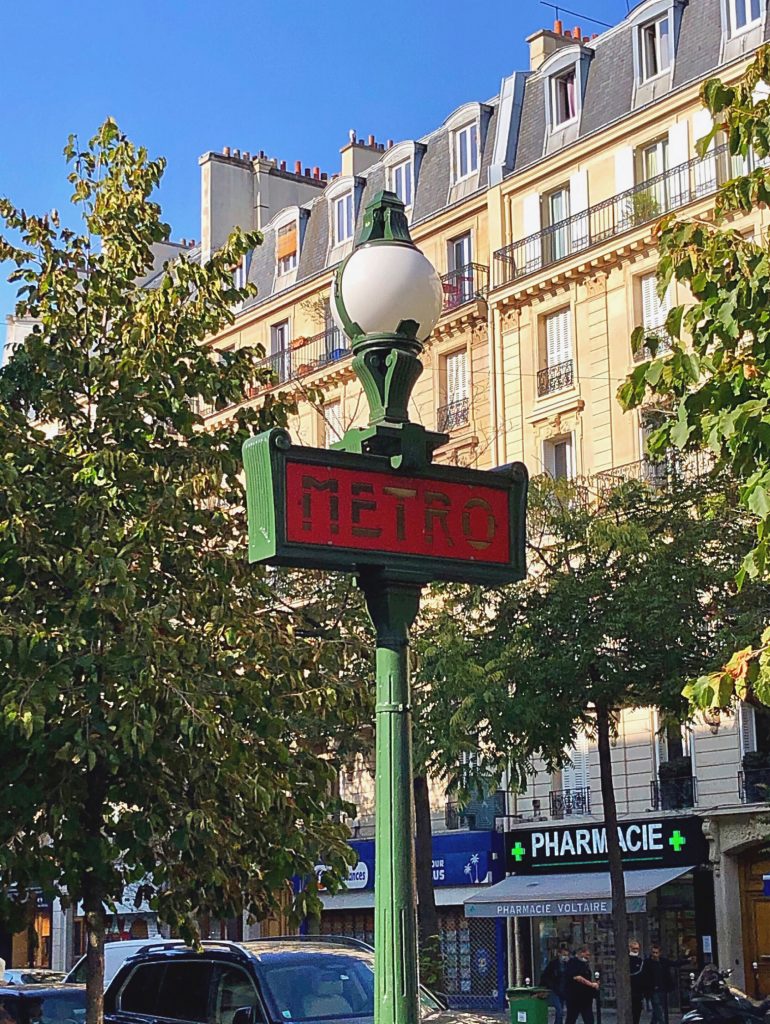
[333,242,443,344]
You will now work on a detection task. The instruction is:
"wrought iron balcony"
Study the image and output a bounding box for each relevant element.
[437,397,470,432]
[594,451,715,492]
[537,359,574,396]
[549,787,591,818]
[651,776,697,811]
[493,144,730,288]
[739,769,770,803]
[441,263,489,312]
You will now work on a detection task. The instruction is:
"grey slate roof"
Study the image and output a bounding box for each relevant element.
[672,0,724,88]
[411,129,451,222]
[580,28,634,137]
[513,77,545,171]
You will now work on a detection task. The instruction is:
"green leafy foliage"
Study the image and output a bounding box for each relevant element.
[0,121,368,1015]
[618,46,770,707]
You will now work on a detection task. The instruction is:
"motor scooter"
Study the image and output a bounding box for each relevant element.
[682,965,770,1024]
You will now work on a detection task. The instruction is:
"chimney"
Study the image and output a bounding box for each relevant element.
[199,149,255,264]
[313,166,320,179]
[340,128,384,177]
[280,160,286,172]
[527,21,576,71]
[571,25,582,39]
[294,160,302,175]
[222,146,230,157]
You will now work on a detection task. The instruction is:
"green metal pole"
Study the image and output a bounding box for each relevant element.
[360,570,423,1024]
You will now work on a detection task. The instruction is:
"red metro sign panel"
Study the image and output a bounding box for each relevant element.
[243,429,527,584]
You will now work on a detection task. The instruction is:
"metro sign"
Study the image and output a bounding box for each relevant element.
[243,428,528,584]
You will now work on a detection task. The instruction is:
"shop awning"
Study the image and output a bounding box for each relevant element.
[319,886,490,912]
[463,865,695,918]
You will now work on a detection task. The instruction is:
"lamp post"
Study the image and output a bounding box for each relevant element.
[331,191,443,1024]
[242,190,527,1024]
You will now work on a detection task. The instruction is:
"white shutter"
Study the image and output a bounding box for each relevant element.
[693,108,713,149]
[641,273,670,332]
[615,146,635,194]
[668,121,689,167]
[693,108,716,195]
[446,350,468,404]
[546,308,572,366]
[569,169,589,249]
[522,192,542,271]
[563,731,590,792]
[668,122,689,205]
[325,401,342,447]
[739,702,758,757]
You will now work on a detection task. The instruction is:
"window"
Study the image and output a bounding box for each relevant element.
[562,731,590,794]
[640,17,670,80]
[119,963,166,1015]
[391,159,413,207]
[729,0,762,33]
[545,307,572,367]
[445,233,474,307]
[454,123,479,180]
[639,272,672,356]
[276,222,298,275]
[233,251,252,290]
[543,435,575,479]
[551,69,577,126]
[212,965,262,1024]
[155,961,214,1023]
[543,186,571,262]
[270,321,290,383]
[334,193,354,244]
[324,400,343,447]
[639,137,668,182]
[439,349,470,430]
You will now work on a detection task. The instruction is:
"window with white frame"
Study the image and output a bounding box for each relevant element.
[269,321,290,384]
[543,434,575,479]
[446,350,468,404]
[545,307,572,367]
[562,731,591,796]
[391,158,413,207]
[233,251,252,290]
[551,68,578,126]
[276,222,298,275]
[729,0,762,34]
[454,123,479,181]
[640,16,670,80]
[334,193,354,245]
[637,272,672,358]
[324,400,343,448]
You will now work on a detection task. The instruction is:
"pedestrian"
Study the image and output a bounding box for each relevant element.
[642,943,691,1024]
[629,939,644,1024]
[541,943,571,1024]
[565,945,599,1024]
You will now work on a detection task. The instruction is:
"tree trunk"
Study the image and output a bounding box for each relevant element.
[413,774,443,992]
[596,704,631,1024]
[83,762,107,1024]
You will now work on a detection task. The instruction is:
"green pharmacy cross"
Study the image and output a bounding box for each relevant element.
[243,191,528,1024]
[669,830,687,853]
[511,842,526,863]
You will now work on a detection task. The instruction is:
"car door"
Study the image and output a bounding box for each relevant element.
[210,964,267,1024]
[108,959,214,1024]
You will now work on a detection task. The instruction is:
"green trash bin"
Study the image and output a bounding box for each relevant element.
[506,986,550,1024]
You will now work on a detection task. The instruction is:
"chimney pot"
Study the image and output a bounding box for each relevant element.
[349,129,356,143]
[572,25,581,38]
[233,148,240,159]
[259,149,265,159]
[280,159,286,171]
[321,172,328,181]
[243,151,250,161]
[313,166,320,179]
[553,18,563,33]
[387,138,394,148]
[368,134,375,146]
[223,146,231,156]
[564,28,571,36]
[294,160,302,174]
[591,32,598,39]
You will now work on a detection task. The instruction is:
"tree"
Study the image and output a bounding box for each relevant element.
[618,45,770,706]
[414,474,760,1022]
[0,121,368,1024]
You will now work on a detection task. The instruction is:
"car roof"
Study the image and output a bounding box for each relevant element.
[241,939,374,962]
[0,985,85,995]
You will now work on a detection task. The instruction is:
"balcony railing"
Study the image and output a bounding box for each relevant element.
[437,397,470,432]
[441,263,489,312]
[494,144,730,288]
[651,776,697,811]
[739,769,770,803]
[537,358,574,396]
[549,787,591,818]
[594,450,716,492]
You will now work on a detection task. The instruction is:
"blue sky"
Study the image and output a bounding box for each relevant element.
[0,0,626,322]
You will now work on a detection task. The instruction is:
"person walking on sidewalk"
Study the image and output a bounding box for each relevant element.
[565,945,599,1024]
[541,944,571,1024]
[642,943,690,1024]
[629,939,645,1024]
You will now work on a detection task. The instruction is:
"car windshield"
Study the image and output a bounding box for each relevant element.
[254,951,442,1023]
[0,992,86,1024]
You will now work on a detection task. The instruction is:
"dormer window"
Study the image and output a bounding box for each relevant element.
[334,193,354,245]
[455,123,479,180]
[640,16,670,80]
[276,222,298,275]
[551,68,577,126]
[391,158,413,207]
[729,0,762,34]
[233,251,252,290]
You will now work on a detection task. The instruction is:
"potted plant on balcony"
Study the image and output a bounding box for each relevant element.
[658,755,694,810]
[742,750,770,803]
[627,190,662,227]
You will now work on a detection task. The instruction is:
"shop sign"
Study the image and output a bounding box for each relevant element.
[505,816,708,874]
[465,896,647,919]
[243,430,527,585]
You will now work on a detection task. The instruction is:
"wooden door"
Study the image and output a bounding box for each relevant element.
[740,849,770,996]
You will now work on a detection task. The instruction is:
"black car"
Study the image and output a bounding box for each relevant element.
[0,984,86,1024]
[103,938,495,1024]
